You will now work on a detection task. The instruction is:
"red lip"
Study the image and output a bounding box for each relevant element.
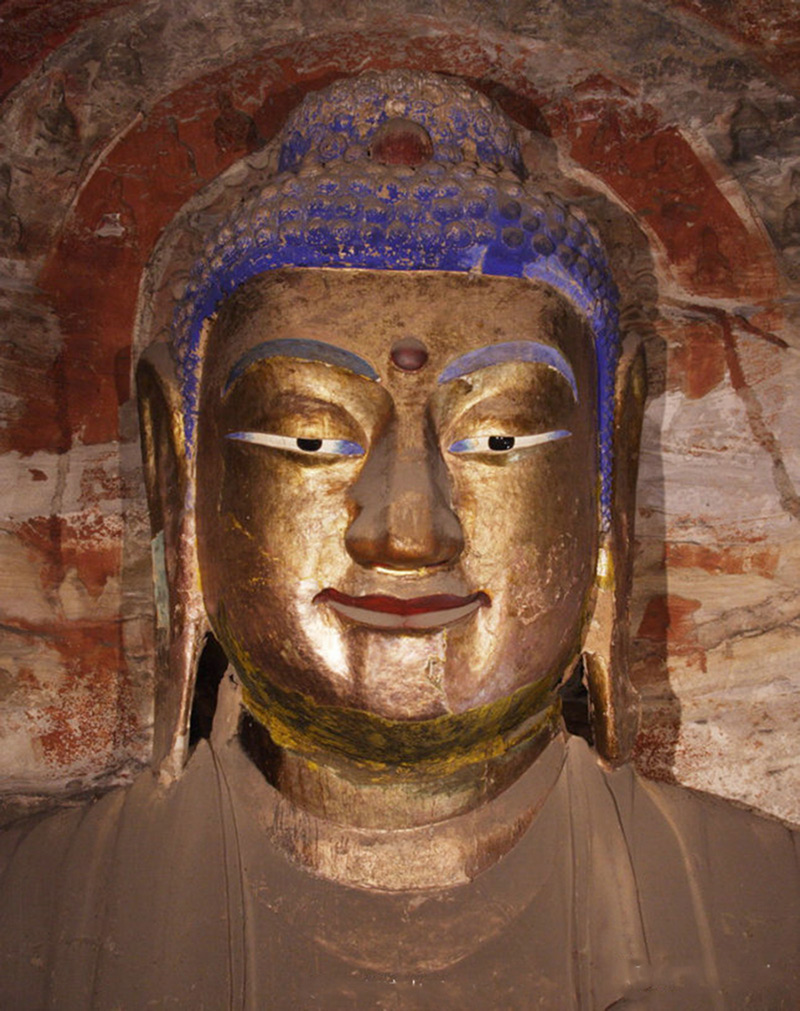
[313,588,491,615]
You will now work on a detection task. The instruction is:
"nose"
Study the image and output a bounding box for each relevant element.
[345,425,464,571]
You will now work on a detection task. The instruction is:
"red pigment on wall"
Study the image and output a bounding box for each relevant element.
[0,0,138,100]
[37,620,127,767]
[636,594,707,674]
[637,594,702,644]
[667,543,779,579]
[665,320,727,400]
[560,99,777,300]
[14,514,121,600]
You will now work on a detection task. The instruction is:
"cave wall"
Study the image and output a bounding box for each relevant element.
[1,0,799,823]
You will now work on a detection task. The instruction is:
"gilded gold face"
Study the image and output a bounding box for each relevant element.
[196,269,598,732]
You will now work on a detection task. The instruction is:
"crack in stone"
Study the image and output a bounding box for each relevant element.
[695,592,800,654]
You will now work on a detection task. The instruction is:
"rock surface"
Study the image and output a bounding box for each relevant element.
[1,0,798,825]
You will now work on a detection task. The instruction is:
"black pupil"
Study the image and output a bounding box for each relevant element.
[296,438,323,452]
[488,436,515,451]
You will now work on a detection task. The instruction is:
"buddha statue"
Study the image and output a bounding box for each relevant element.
[1,71,798,1010]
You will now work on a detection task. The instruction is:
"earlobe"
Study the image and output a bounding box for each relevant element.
[582,342,647,766]
[137,344,208,777]
[137,343,186,556]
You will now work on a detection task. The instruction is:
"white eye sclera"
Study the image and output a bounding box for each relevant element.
[449,430,571,454]
[227,432,365,457]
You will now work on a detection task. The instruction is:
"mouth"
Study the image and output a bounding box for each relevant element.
[313,588,491,630]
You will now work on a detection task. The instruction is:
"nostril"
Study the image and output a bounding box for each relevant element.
[389,507,455,566]
[345,489,464,570]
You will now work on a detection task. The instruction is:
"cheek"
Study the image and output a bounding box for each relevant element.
[215,451,356,580]
[504,531,591,622]
[452,442,596,601]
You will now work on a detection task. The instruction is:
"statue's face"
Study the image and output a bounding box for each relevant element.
[196,269,598,728]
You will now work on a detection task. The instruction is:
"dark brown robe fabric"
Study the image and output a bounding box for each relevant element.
[1,712,798,1010]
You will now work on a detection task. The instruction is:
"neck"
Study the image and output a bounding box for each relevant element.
[225,682,566,890]
[240,694,562,829]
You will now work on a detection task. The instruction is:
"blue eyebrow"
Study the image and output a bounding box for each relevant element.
[224,339,379,394]
[437,341,578,401]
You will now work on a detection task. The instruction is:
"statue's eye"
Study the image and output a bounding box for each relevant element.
[488,436,515,451]
[226,432,365,457]
[448,430,571,455]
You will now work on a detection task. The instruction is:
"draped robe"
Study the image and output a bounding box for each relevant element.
[2,682,798,1009]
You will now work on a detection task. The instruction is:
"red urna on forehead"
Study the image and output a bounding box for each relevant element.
[390,336,429,371]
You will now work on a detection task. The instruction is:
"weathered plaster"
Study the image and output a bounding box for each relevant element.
[1,0,799,824]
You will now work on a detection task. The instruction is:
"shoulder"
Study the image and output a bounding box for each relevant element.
[605,755,800,877]
[602,751,800,1004]
[0,741,229,1008]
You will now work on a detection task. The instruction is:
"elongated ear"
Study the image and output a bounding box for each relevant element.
[582,342,647,766]
[137,344,207,778]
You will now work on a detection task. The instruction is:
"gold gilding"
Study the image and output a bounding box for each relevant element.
[595,542,614,590]
[222,610,562,775]
[195,269,599,756]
